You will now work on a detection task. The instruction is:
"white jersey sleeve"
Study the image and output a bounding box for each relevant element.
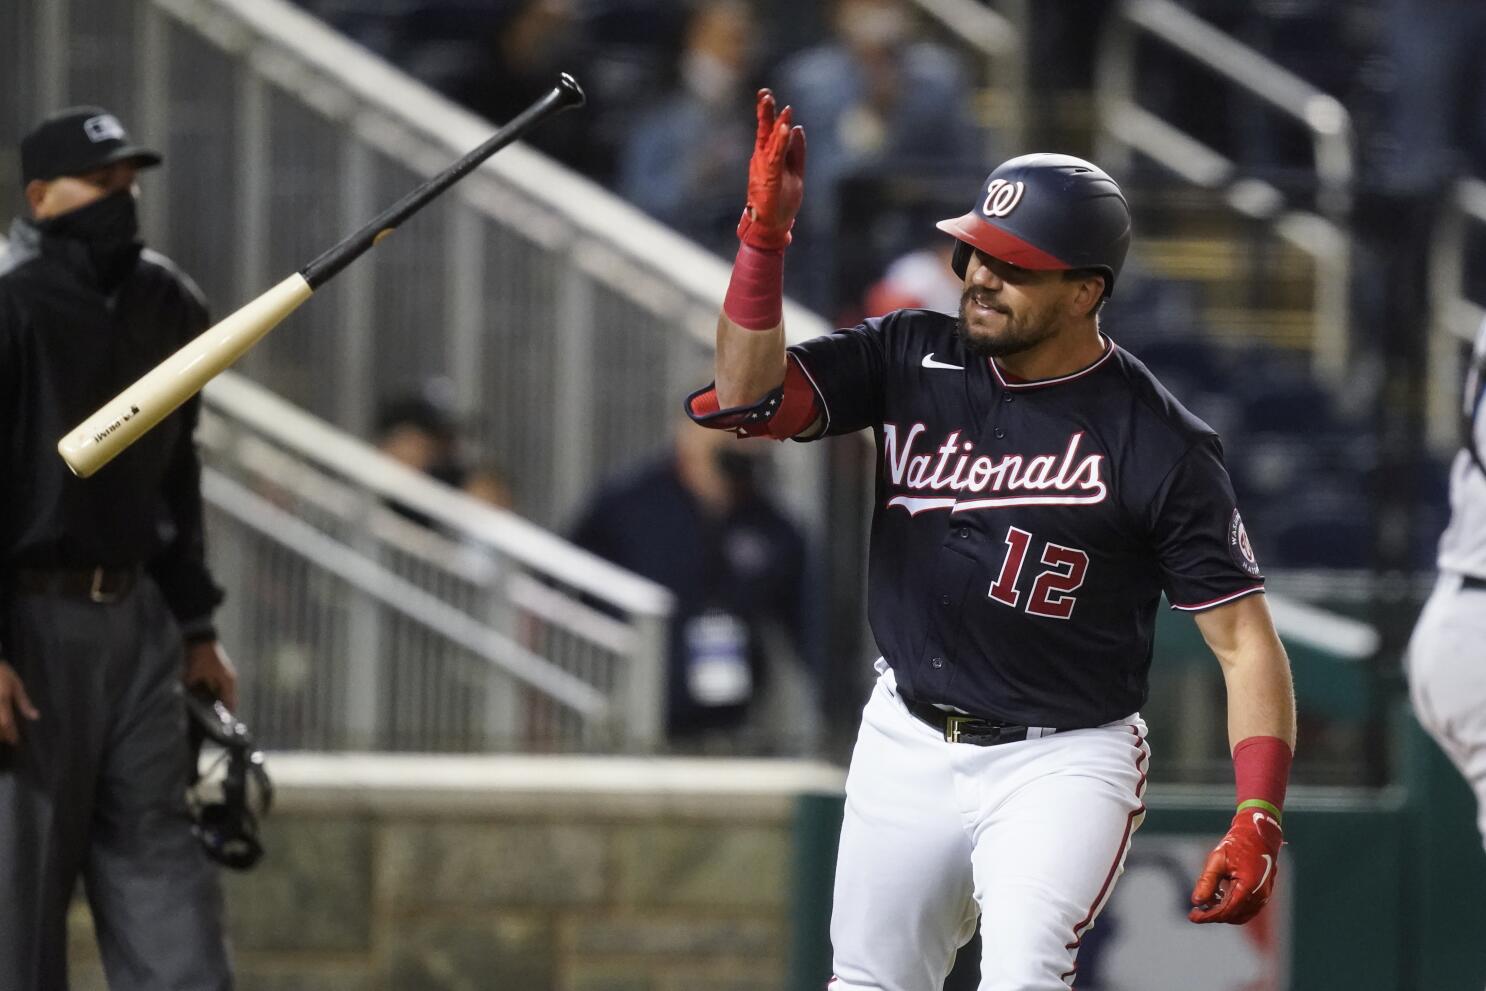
[1438,318,1486,577]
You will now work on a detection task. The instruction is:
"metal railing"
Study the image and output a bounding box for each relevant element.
[0,0,829,535]
[1426,177,1486,453]
[200,371,673,752]
[0,0,845,753]
[1094,0,1355,386]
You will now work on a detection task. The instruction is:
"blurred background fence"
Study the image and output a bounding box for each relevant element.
[200,371,673,753]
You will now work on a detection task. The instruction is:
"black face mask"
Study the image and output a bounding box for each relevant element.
[39,188,143,289]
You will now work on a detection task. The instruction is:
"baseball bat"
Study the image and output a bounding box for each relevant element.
[58,73,586,478]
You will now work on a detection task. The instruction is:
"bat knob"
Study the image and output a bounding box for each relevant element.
[556,73,586,109]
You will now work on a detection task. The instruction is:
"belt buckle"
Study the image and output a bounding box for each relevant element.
[944,714,971,744]
[89,566,119,604]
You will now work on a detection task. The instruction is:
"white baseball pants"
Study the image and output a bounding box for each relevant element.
[830,663,1149,991]
[1407,573,1486,848]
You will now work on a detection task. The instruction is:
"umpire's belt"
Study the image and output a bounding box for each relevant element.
[12,566,138,603]
[900,694,1053,746]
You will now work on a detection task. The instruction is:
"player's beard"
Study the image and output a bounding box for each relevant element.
[955,286,1057,358]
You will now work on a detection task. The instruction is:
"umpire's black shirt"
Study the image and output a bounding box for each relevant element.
[0,217,223,629]
[789,308,1264,729]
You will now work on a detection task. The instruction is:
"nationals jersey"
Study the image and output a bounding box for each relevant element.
[790,308,1264,728]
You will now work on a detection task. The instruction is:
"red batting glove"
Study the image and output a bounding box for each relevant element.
[736,89,806,251]
[1188,807,1284,925]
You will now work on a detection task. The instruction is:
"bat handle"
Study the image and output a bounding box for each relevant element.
[555,72,586,109]
[299,73,586,291]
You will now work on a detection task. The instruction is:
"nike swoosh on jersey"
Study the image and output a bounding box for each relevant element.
[921,353,964,371]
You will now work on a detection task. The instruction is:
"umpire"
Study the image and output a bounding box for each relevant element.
[0,108,237,990]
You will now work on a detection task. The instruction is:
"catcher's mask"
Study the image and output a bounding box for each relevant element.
[185,689,273,870]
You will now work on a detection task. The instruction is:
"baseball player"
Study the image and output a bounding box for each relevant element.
[686,90,1297,989]
[1406,316,1486,851]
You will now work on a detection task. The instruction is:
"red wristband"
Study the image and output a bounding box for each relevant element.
[1233,735,1292,815]
[724,241,785,331]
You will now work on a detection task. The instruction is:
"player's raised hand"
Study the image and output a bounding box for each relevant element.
[1188,807,1283,924]
[737,88,806,251]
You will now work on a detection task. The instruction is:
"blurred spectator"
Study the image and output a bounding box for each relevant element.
[457,0,579,130]
[775,0,978,180]
[374,393,466,488]
[578,0,694,181]
[861,239,961,317]
[374,392,469,528]
[1376,0,1486,193]
[773,0,982,309]
[570,420,810,749]
[617,0,760,257]
[463,463,516,511]
[299,0,693,182]
[406,0,601,174]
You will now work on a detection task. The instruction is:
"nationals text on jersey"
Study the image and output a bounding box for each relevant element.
[883,424,1108,514]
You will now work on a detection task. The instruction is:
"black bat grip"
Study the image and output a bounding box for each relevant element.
[299,73,586,290]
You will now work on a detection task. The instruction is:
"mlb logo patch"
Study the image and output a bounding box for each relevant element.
[1229,509,1261,577]
[83,114,126,143]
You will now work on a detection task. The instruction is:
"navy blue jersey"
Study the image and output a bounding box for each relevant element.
[789,308,1263,728]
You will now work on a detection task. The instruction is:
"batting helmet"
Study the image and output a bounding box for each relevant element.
[185,689,273,871]
[936,154,1131,299]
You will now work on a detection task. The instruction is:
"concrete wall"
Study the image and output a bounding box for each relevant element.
[66,755,846,991]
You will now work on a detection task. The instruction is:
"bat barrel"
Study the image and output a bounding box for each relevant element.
[57,275,314,477]
[300,74,586,290]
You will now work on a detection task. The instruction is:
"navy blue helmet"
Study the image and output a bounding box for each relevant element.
[937,154,1131,299]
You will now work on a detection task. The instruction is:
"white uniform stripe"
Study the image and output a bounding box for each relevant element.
[789,351,834,437]
[1060,726,1150,985]
[1170,584,1266,612]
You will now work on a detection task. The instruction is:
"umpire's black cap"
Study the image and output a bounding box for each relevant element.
[20,106,162,183]
[937,153,1131,299]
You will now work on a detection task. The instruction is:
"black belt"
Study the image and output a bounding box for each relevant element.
[1464,575,1486,591]
[899,694,1044,746]
[11,566,138,603]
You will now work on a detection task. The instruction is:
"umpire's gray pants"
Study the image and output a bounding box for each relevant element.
[0,576,233,991]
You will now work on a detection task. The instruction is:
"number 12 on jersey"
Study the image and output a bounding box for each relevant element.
[987,526,1089,620]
